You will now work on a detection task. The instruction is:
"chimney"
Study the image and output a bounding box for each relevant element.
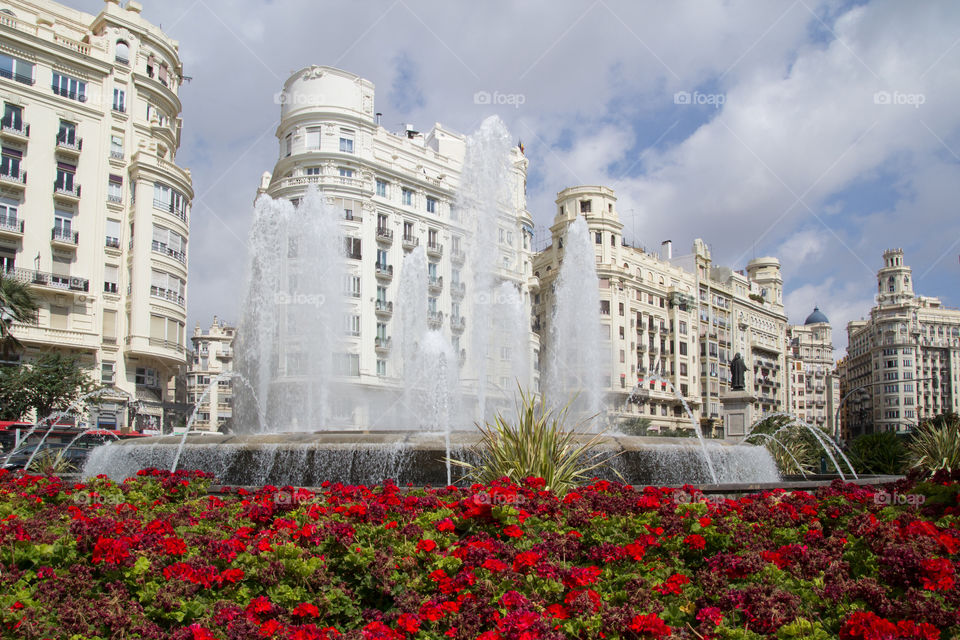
[661,240,673,260]
[375,112,382,126]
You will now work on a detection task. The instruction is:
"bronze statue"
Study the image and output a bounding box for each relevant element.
[730,353,746,390]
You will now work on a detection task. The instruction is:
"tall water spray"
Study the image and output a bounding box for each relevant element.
[546,216,607,422]
[234,187,345,431]
[459,116,530,420]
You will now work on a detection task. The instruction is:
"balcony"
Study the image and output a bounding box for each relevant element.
[375,300,393,317]
[376,227,394,244]
[152,240,187,265]
[150,285,185,307]
[0,120,29,140]
[0,217,23,239]
[10,323,99,351]
[375,337,392,354]
[54,181,81,202]
[5,267,88,293]
[426,241,443,257]
[402,235,419,251]
[450,282,466,298]
[56,136,82,156]
[428,311,443,328]
[0,167,26,187]
[51,227,79,248]
[450,315,466,333]
[451,247,466,264]
[148,337,185,354]
[375,263,394,281]
[220,348,234,359]
[0,66,34,86]
[428,276,443,293]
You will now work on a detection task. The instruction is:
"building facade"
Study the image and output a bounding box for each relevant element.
[186,316,234,432]
[786,307,840,437]
[256,65,538,426]
[1,0,192,430]
[843,249,960,439]
[532,185,790,436]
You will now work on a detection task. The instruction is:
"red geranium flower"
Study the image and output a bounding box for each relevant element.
[629,613,672,638]
[435,518,455,532]
[396,613,421,634]
[416,538,437,553]
[545,604,569,619]
[292,602,320,618]
[684,534,706,550]
[502,525,524,538]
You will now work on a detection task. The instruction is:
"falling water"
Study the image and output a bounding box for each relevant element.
[234,186,344,432]
[545,216,606,423]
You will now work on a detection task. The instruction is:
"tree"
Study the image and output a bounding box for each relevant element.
[0,353,100,422]
[0,272,39,354]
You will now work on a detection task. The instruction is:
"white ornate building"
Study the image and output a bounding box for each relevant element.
[532,185,790,437]
[187,316,234,432]
[1,0,192,430]
[255,65,538,426]
[786,308,840,437]
[843,249,960,438]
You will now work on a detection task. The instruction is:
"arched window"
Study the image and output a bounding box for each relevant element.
[115,40,130,65]
[888,276,895,292]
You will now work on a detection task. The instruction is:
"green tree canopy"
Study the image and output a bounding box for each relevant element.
[0,353,100,422]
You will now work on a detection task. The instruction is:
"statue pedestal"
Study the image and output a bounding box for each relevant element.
[721,391,757,440]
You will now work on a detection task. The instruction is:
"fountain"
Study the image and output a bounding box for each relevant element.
[83,115,783,488]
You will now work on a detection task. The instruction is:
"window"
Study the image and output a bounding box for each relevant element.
[344,274,360,298]
[55,162,76,193]
[376,249,388,267]
[305,126,321,150]
[580,200,591,213]
[333,353,360,377]
[402,188,413,206]
[376,179,388,197]
[304,167,320,176]
[426,196,437,213]
[110,135,124,159]
[0,147,22,179]
[345,237,361,259]
[339,129,354,153]
[112,88,126,113]
[52,72,86,102]
[376,286,387,303]
[284,133,292,157]
[57,120,78,146]
[0,197,19,230]
[679,342,688,356]
[101,362,115,384]
[0,53,34,85]
[49,305,69,330]
[377,360,387,376]
[428,297,438,313]
[403,221,414,239]
[595,231,602,244]
[105,219,121,249]
[153,183,188,221]
[152,226,187,263]
[53,209,74,241]
[344,314,360,336]
[0,248,14,273]
[135,367,158,387]
[115,41,130,65]
[600,300,610,315]
[376,322,387,341]
[104,265,119,294]
[377,213,388,231]
[339,167,354,179]
[2,103,23,132]
[108,175,123,203]
[150,269,185,306]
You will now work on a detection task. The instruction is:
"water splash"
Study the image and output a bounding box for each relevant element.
[742,411,857,480]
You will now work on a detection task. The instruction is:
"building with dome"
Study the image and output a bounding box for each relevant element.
[786,307,840,437]
[843,249,960,439]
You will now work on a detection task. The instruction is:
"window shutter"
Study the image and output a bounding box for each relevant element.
[103,309,117,339]
[51,255,71,276]
[49,305,69,330]
[150,314,165,339]
[151,269,166,289]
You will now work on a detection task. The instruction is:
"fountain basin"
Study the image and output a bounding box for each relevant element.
[82,432,780,486]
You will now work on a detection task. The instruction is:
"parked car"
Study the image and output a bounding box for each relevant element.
[1,443,91,471]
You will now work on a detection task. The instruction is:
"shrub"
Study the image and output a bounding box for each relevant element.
[849,431,909,475]
[448,389,618,495]
[908,413,960,475]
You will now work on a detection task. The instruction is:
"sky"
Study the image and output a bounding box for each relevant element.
[76,0,960,359]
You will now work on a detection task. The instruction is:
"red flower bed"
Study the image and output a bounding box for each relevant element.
[0,468,958,639]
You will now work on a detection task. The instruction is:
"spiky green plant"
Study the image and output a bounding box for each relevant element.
[449,390,619,495]
[744,415,821,476]
[849,432,908,475]
[27,448,77,474]
[908,414,960,475]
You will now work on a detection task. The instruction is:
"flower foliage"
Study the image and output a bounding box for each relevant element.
[0,468,958,639]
